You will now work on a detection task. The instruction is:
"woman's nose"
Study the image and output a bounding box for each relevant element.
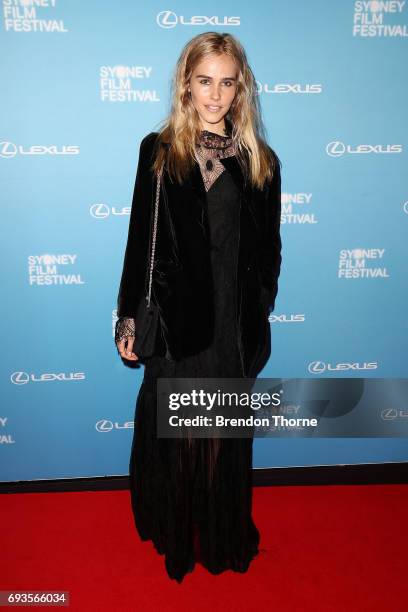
[209,85,221,100]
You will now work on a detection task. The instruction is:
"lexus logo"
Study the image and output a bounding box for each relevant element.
[0,142,80,157]
[157,10,178,28]
[10,371,86,384]
[381,408,408,421]
[326,141,346,157]
[95,420,134,432]
[90,204,110,219]
[308,361,326,374]
[0,142,18,158]
[96,420,114,432]
[326,141,402,157]
[156,11,240,28]
[10,371,30,385]
[308,361,378,374]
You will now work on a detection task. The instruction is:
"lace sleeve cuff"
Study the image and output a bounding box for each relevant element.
[115,317,136,344]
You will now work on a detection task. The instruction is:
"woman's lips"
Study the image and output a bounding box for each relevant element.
[205,105,222,112]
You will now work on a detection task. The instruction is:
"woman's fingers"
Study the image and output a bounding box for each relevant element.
[116,336,139,361]
[126,336,138,360]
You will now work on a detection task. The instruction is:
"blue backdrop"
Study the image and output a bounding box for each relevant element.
[1,0,407,481]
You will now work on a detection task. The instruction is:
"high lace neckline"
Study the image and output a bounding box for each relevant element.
[198,127,233,150]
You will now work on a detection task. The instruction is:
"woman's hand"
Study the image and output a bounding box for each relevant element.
[116,335,139,361]
[115,318,139,361]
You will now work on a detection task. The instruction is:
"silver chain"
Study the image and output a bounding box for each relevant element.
[146,166,163,308]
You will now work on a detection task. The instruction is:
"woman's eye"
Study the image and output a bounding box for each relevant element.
[199,80,234,86]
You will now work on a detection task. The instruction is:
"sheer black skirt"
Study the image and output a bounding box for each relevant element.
[128,168,260,582]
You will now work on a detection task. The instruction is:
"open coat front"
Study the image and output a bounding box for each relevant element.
[116,132,282,378]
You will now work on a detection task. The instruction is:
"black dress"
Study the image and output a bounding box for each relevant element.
[128,159,260,583]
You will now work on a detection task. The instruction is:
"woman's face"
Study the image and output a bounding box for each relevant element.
[188,53,238,134]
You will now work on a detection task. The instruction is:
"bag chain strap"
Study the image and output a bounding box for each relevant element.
[146,166,163,308]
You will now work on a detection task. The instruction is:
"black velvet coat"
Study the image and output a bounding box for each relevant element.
[116,132,282,378]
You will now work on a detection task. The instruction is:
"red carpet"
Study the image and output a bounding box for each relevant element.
[1,484,407,611]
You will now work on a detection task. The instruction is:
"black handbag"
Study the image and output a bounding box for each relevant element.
[116,167,163,361]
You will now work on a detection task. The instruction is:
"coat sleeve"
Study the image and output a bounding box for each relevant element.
[116,133,156,320]
[259,153,282,314]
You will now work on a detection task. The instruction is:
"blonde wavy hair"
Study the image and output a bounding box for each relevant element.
[151,31,278,191]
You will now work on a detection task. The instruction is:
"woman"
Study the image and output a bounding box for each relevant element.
[115,32,282,583]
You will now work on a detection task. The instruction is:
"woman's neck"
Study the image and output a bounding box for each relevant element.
[201,127,227,137]
[199,118,231,138]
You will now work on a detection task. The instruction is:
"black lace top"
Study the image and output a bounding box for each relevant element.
[115,128,237,346]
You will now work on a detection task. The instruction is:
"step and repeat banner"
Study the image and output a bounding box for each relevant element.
[1,1,407,481]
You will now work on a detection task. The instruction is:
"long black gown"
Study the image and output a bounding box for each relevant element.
[128,153,260,583]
